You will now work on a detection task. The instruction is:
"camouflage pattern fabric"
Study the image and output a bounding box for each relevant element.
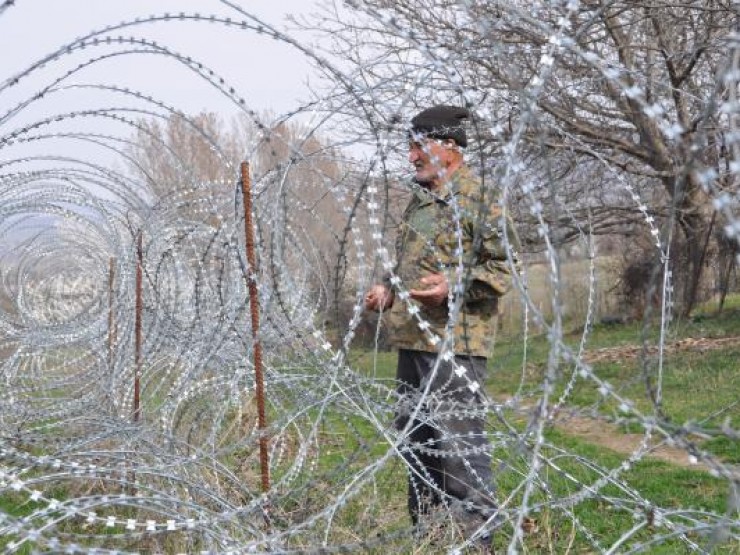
[387,166,516,358]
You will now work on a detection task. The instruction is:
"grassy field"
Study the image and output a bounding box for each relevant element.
[489,298,740,461]
[344,297,740,552]
[2,297,738,553]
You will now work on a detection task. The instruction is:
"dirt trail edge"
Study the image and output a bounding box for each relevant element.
[497,335,740,471]
[553,412,708,470]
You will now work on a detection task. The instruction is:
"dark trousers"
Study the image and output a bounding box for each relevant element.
[394,349,497,530]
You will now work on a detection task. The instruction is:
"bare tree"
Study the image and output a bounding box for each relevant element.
[306,0,739,315]
[127,112,255,223]
[126,111,385,334]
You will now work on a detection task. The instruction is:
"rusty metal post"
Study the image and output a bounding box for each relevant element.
[134,233,142,423]
[241,161,270,494]
[108,257,116,367]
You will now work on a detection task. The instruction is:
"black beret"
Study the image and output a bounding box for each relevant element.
[410,105,470,147]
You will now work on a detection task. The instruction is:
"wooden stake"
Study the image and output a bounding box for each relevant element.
[134,233,142,423]
[241,161,270,494]
[108,257,116,367]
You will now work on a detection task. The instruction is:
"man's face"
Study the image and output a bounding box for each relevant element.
[408,138,451,187]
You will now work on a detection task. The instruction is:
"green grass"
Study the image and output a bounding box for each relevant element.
[2,296,738,553]
[288,410,737,553]
[488,428,737,553]
[339,300,740,551]
[0,485,68,554]
[349,304,740,452]
[701,436,740,464]
[483,300,740,463]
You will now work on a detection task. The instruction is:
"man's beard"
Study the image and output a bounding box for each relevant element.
[413,175,434,188]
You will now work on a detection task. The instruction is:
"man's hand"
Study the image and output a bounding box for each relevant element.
[364,284,394,312]
[410,273,449,308]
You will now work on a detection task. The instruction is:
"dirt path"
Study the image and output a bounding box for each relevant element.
[500,399,711,470]
[582,335,740,364]
[551,412,707,469]
[498,335,740,471]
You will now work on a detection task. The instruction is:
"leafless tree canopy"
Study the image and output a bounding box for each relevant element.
[0,2,738,553]
[307,0,739,313]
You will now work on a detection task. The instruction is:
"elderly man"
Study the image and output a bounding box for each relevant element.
[365,105,515,548]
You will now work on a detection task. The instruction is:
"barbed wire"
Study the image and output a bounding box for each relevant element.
[0,1,738,554]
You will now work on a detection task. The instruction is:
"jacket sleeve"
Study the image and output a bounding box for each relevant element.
[459,194,519,303]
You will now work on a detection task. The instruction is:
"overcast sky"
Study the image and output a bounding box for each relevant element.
[0,0,326,123]
[0,1,345,245]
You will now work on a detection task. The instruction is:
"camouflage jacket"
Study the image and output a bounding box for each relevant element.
[386,166,516,358]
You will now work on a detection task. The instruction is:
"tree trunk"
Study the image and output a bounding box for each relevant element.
[681,211,716,317]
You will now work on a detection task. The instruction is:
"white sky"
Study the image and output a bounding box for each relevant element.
[0,0,323,117]
[0,0,352,196]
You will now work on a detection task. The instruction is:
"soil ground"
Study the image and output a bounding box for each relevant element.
[506,335,740,472]
[552,412,705,469]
